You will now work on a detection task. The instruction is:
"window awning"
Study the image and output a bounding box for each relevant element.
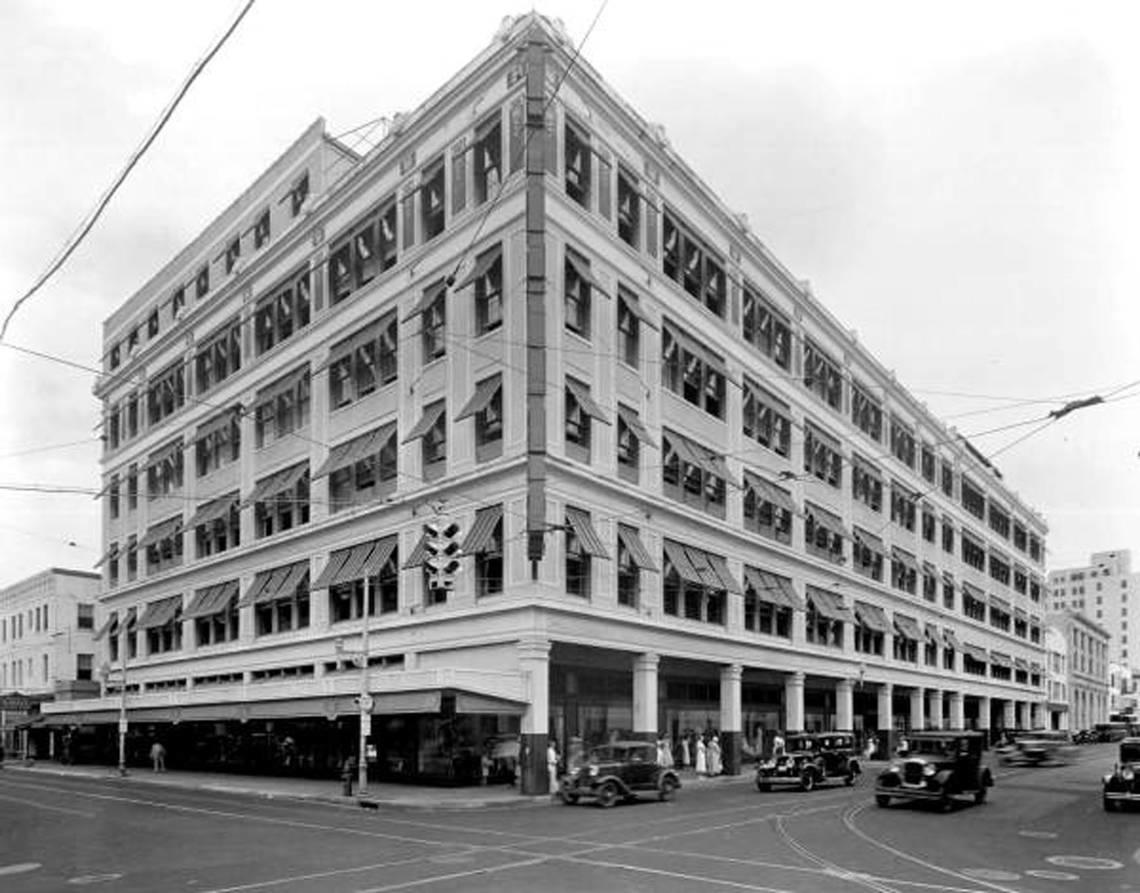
[962,643,988,663]
[94,542,120,569]
[402,402,446,444]
[1030,661,1042,674]
[1014,606,1027,621]
[184,580,238,620]
[244,462,308,508]
[255,365,308,409]
[922,561,938,578]
[924,623,940,645]
[618,291,658,331]
[891,546,918,573]
[564,250,609,299]
[807,587,852,622]
[893,613,923,641]
[989,594,1011,613]
[664,539,702,586]
[188,492,239,529]
[747,568,804,611]
[123,606,138,631]
[401,280,447,323]
[1013,656,1029,671]
[666,429,727,480]
[456,376,503,422]
[683,547,722,590]
[139,595,183,630]
[453,245,501,291]
[617,405,655,447]
[93,612,118,642]
[961,581,985,601]
[942,627,961,651]
[852,453,881,480]
[312,536,398,589]
[664,320,726,375]
[942,571,955,586]
[745,472,795,515]
[314,424,391,478]
[461,505,503,554]
[146,438,183,471]
[852,527,884,554]
[564,377,609,424]
[854,601,891,634]
[703,552,742,594]
[138,515,183,551]
[240,560,309,607]
[403,532,429,569]
[989,651,1012,668]
[565,507,609,558]
[808,505,846,541]
[617,525,657,571]
[196,406,241,442]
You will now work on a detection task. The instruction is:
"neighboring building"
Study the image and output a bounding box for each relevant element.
[45,13,1049,789]
[1047,550,1139,688]
[1,568,101,756]
[1043,626,1069,730]
[1045,611,1110,731]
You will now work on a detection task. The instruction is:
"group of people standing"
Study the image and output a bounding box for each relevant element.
[669,729,724,777]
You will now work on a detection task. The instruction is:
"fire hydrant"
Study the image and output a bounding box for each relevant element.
[341,757,356,797]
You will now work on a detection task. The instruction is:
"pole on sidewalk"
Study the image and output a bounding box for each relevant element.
[358,574,372,797]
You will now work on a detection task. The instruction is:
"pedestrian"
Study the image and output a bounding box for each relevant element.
[708,735,722,776]
[773,732,786,758]
[150,740,166,772]
[695,735,708,776]
[864,734,878,761]
[480,747,492,785]
[680,733,691,769]
[547,740,559,795]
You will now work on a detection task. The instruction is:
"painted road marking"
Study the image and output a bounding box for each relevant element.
[0,792,96,817]
[1045,855,1124,870]
[1017,830,1057,839]
[0,863,41,877]
[960,869,1020,881]
[68,874,123,885]
[1024,870,1079,881]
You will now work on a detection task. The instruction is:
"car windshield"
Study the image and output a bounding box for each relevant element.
[588,745,653,763]
[910,738,957,756]
[786,737,816,752]
[1121,744,1140,763]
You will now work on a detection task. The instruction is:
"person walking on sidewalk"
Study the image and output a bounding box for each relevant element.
[150,740,166,772]
[546,740,560,796]
[695,735,708,776]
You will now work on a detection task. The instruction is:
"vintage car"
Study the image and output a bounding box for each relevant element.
[560,740,681,808]
[756,733,861,792]
[1102,736,1140,812]
[996,730,1075,767]
[875,731,993,810]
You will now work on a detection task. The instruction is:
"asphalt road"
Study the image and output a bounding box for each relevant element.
[0,743,1136,893]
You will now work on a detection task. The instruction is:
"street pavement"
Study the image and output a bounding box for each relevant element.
[0,743,1136,892]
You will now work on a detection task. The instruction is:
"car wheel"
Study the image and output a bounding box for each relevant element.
[596,781,619,809]
[800,771,816,792]
[561,791,579,805]
[757,781,771,792]
[940,793,954,813]
[844,772,856,786]
[658,777,678,802]
[973,785,987,804]
[875,794,890,808]
[1103,797,1117,813]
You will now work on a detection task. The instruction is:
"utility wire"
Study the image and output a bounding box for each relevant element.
[0,0,258,341]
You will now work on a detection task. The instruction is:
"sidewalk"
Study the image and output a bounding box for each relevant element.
[0,760,749,809]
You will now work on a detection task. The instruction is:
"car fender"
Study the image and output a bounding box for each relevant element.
[981,768,994,787]
[848,758,861,775]
[934,769,954,787]
[659,769,681,788]
[595,774,633,796]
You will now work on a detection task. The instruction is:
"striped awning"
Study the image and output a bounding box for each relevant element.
[244,462,308,508]
[617,290,658,330]
[806,587,852,622]
[617,404,654,447]
[989,651,1012,668]
[565,507,609,558]
[852,527,884,554]
[456,375,504,422]
[196,406,241,442]
[666,429,729,480]
[93,612,117,642]
[312,536,398,590]
[663,539,702,586]
[314,424,392,478]
[240,560,309,607]
[188,492,239,529]
[745,472,795,514]
[807,503,846,541]
[617,525,657,571]
[184,580,239,620]
[453,244,501,291]
[402,402,446,444]
[891,546,918,573]
[893,613,923,641]
[461,505,504,554]
[942,627,961,651]
[563,377,609,425]
[139,595,183,630]
[962,581,985,601]
[138,515,183,551]
[962,643,988,663]
[1013,657,1029,672]
[401,279,447,323]
[924,624,940,645]
[743,567,803,610]
[564,249,610,299]
[703,552,742,595]
[853,601,891,634]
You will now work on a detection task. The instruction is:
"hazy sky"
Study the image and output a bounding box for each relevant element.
[1,0,1137,587]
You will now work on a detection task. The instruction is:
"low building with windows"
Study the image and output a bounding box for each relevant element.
[46,14,1047,788]
[1,568,101,757]
[1045,611,1110,731]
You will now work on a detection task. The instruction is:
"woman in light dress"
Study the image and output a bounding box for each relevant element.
[707,735,722,776]
[695,736,708,775]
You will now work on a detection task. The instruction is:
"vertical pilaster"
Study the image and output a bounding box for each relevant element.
[518,636,551,795]
[836,678,854,732]
[977,695,991,740]
[1002,699,1015,732]
[877,682,894,755]
[632,653,659,740]
[719,664,743,775]
[909,688,924,731]
[949,691,965,730]
[784,671,805,733]
[929,690,944,730]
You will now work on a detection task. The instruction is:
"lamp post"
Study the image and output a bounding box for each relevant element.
[98,657,129,777]
[336,573,372,797]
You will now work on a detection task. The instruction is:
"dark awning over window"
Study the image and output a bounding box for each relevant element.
[961,581,985,601]
[139,595,183,630]
[401,279,447,323]
[565,507,609,558]
[402,402,446,444]
[617,404,654,447]
[893,613,923,641]
[243,462,308,508]
[663,539,702,586]
[455,376,503,422]
[240,560,309,607]
[618,291,658,330]
[891,546,918,573]
[922,561,938,578]
[123,606,138,631]
[453,244,501,291]
[806,587,852,622]
[684,547,723,590]
[852,527,884,554]
[1013,656,1029,671]
[188,492,239,529]
[924,624,940,645]
[314,424,391,478]
[196,406,241,442]
[564,378,609,425]
[93,612,117,642]
[853,601,891,634]
[962,643,988,663]
[807,504,846,541]
[138,515,183,551]
[989,651,1012,668]
[989,594,1011,613]
[617,525,657,572]
[312,536,398,590]
[665,429,728,480]
[461,505,504,554]
[184,580,238,620]
[743,567,804,610]
[703,552,742,595]
[564,250,609,299]
[745,472,795,514]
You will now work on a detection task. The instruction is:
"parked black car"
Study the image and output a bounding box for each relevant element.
[560,740,681,808]
[875,731,993,810]
[1102,736,1140,812]
[756,733,861,792]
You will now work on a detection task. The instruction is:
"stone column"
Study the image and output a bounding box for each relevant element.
[877,682,894,756]
[1002,699,1015,732]
[1030,701,1042,729]
[836,678,854,732]
[517,636,551,795]
[784,671,805,733]
[929,690,944,730]
[632,653,659,741]
[977,695,991,744]
[909,688,925,732]
[719,664,743,775]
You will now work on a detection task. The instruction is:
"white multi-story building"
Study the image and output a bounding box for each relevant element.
[1043,625,1069,730]
[1,568,101,756]
[45,13,1049,788]
[1045,610,1110,730]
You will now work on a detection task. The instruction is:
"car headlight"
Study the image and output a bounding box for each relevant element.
[588,765,599,777]
[568,766,580,777]
[759,760,775,769]
[889,763,901,774]
[1124,768,1135,781]
[922,764,936,777]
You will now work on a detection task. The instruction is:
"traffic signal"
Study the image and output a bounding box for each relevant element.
[425,519,462,590]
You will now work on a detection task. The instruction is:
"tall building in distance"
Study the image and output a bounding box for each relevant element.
[1043,611,1111,730]
[1047,549,1139,710]
[47,13,1049,789]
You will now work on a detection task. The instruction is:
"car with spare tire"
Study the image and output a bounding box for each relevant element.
[874,731,993,811]
[560,740,680,808]
[756,732,861,792]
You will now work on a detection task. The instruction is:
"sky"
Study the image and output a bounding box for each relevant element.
[1,0,1137,587]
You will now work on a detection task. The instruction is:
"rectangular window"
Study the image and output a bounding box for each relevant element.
[564,377,595,463]
[662,323,726,419]
[742,379,791,457]
[853,531,885,582]
[328,196,398,304]
[469,374,503,461]
[254,209,270,249]
[564,507,604,599]
[171,287,186,320]
[663,430,727,519]
[805,504,845,564]
[961,531,986,572]
[224,236,240,274]
[989,552,1011,586]
[616,404,644,484]
[76,653,94,681]
[290,172,309,217]
[419,281,447,363]
[195,409,241,477]
[254,464,310,539]
[564,117,592,209]
[803,423,842,489]
[942,518,955,554]
[77,603,94,630]
[743,571,793,638]
[851,455,883,512]
[327,424,397,513]
[147,310,159,338]
[255,367,311,447]
[196,265,210,299]
[144,520,183,575]
[804,590,844,648]
[109,475,120,519]
[256,568,311,636]
[851,381,883,442]
[890,482,916,532]
[961,475,986,520]
[420,399,447,474]
[891,549,918,594]
[471,507,505,597]
[617,286,642,368]
[146,440,184,500]
[194,495,240,558]
[146,362,185,425]
[941,461,954,497]
[255,268,312,355]
[943,577,955,610]
[473,113,502,206]
[889,417,916,469]
[328,312,397,410]
[988,501,1011,539]
[803,338,843,411]
[922,507,936,543]
[920,444,936,483]
[617,166,640,249]
[743,473,794,545]
[195,317,242,394]
[1013,522,1028,552]
[472,245,503,335]
[741,285,791,369]
[662,541,728,626]
[662,209,725,317]
[564,247,593,339]
[420,156,445,241]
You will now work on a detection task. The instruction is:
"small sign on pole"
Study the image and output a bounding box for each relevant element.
[118,717,129,734]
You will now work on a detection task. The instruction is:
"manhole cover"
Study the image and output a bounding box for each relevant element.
[1046,856,1123,870]
[961,868,1021,881]
[1025,870,1079,881]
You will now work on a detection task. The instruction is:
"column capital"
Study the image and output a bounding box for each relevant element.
[634,652,660,672]
[786,670,806,687]
[720,663,743,683]
[835,677,854,693]
[516,635,551,661]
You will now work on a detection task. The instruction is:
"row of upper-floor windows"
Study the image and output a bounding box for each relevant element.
[0,603,93,641]
[3,654,94,688]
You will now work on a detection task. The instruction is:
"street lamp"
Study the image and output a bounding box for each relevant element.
[97,658,129,777]
[335,573,373,797]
